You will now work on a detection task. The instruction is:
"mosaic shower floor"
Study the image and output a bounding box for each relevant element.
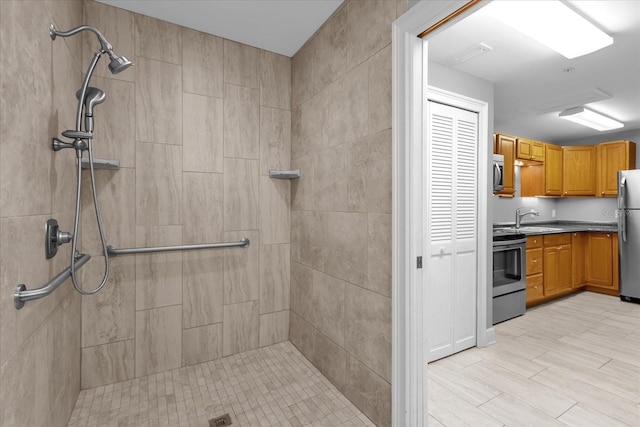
[67,341,374,427]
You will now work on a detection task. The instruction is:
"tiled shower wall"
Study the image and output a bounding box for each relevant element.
[0,1,84,425]
[78,0,292,389]
[289,1,406,426]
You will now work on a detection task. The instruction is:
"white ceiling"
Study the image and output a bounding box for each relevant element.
[96,0,344,57]
[428,0,640,142]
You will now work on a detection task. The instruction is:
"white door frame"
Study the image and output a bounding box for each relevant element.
[391,2,492,426]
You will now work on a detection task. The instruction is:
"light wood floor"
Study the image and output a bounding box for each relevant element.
[427,291,640,427]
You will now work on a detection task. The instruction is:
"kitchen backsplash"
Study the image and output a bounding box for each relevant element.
[555,197,618,223]
[493,194,618,224]
[492,196,557,223]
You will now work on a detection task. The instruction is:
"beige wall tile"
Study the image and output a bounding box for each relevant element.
[291,42,315,108]
[397,0,409,17]
[223,158,259,231]
[259,244,290,314]
[81,256,135,348]
[136,142,182,226]
[81,168,136,256]
[324,61,368,147]
[135,305,182,377]
[183,28,224,98]
[81,339,135,388]
[135,58,182,144]
[224,39,259,89]
[135,225,183,310]
[224,84,260,159]
[289,311,315,359]
[135,13,182,64]
[314,6,347,94]
[260,50,291,109]
[47,0,83,68]
[224,230,259,305]
[222,300,259,356]
[313,270,346,347]
[298,210,329,271]
[52,30,81,137]
[348,130,392,214]
[290,210,301,263]
[183,93,224,173]
[327,212,367,286]
[313,329,347,392]
[260,107,291,176]
[346,0,396,71]
[368,213,392,297]
[291,154,314,210]
[183,250,224,328]
[84,0,135,82]
[259,310,289,347]
[290,261,314,320]
[182,172,223,244]
[368,44,392,134]
[345,355,392,427]
[88,76,136,168]
[260,177,290,244]
[182,323,223,365]
[345,284,391,382]
[314,143,348,211]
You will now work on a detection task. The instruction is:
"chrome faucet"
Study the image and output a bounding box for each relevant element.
[515,208,540,229]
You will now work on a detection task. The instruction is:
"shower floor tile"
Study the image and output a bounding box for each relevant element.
[67,341,375,427]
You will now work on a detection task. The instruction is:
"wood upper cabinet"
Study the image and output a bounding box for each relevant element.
[544,144,563,196]
[597,140,637,197]
[571,232,587,288]
[517,137,545,162]
[543,234,572,296]
[562,146,597,196]
[495,134,515,196]
[586,233,614,288]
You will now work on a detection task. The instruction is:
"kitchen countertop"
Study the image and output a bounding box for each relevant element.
[492,221,617,237]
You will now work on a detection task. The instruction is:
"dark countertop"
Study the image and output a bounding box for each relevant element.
[493,221,618,237]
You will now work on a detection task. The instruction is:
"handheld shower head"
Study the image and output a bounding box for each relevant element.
[76,87,106,132]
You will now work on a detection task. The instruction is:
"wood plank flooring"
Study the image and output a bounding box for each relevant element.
[427,292,640,427]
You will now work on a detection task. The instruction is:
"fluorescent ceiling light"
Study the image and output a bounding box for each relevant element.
[484,1,613,59]
[449,43,493,64]
[559,107,624,131]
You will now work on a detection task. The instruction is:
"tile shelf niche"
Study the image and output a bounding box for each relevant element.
[268,169,300,179]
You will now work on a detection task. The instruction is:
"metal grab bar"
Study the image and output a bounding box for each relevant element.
[15,253,91,309]
[106,238,250,256]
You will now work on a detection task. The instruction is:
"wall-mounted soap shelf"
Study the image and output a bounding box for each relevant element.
[269,169,300,179]
[81,158,120,170]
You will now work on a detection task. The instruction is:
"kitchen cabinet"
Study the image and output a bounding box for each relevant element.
[544,144,563,196]
[597,140,636,197]
[562,146,597,196]
[543,234,572,296]
[495,134,516,196]
[571,232,587,288]
[526,236,544,305]
[517,137,545,162]
[586,232,618,291]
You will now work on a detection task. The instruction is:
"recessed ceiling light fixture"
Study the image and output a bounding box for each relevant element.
[484,0,613,59]
[448,43,493,64]
[559,107,624,131]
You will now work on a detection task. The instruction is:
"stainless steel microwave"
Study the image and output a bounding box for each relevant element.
[493,153,504,192]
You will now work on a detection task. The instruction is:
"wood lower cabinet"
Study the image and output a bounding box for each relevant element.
[543,234,572,297]
[544,144,563,196]
[586,232,618,291]
[571,232,587,288]
[526,236,544,305]
[562,146,597,196]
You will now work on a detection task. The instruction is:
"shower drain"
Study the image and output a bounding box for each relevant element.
[209,413,233,426]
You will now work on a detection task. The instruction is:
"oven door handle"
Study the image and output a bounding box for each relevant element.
[492,239,527,248]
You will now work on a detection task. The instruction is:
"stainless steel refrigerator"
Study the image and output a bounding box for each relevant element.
[618,170,640,303]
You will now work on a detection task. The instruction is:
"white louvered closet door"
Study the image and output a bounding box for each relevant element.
[426,100,478,363]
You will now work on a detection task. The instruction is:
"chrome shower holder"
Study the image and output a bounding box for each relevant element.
[45,218,72,259]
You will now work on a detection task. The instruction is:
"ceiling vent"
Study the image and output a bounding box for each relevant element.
[448,43,493,64]
[529,88,612,114]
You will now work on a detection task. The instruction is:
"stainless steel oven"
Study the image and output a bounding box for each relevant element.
[492,235,527,324]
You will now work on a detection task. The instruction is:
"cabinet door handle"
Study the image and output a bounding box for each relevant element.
[601,191,605,196]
